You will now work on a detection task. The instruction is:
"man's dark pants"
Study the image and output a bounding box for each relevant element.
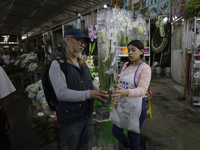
[59,118,94,150]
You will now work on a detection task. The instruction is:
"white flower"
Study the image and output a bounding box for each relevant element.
[37,112,44,117]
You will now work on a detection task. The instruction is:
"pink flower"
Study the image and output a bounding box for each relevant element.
[88,24,97,42]
[53,117,57,121]
[52,111,56,116]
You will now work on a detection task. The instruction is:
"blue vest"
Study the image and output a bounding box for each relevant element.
[55,52,93,125]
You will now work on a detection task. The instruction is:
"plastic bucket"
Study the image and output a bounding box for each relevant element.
[195,54,200,60]
[156,67,161,74]
[166,67,171,77]
[151,66,156,73]
[121,47,128,55]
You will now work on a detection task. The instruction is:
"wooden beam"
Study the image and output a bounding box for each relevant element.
[92,11,95,27]
[132,0,134,17]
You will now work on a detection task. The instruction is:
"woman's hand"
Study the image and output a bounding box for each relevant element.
[112,85,129,101]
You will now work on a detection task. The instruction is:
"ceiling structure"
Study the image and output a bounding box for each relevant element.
[0,0,105,37]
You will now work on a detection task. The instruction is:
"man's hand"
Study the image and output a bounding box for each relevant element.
[5,117,13,134]
[112,84,129,101]
[90,90,108,103]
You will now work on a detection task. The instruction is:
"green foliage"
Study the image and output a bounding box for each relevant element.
[98,53,115,93]
[181,0,200,18]
[3,63,29,79]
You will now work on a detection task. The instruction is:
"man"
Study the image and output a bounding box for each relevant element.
[49,28,108,150]
[1,52,10,66]
[0,66,16,150]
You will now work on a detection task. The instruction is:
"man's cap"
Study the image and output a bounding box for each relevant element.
[128,40,144,50]
[63,28,90,41]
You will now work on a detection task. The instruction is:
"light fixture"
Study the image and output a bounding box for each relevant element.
[3,46,9,48]
[103,4,107,8]
[164,17,168,22]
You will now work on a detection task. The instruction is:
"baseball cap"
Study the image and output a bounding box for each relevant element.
[63,28,90,42]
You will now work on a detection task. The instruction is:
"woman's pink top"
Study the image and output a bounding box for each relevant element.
[121,62,151,97]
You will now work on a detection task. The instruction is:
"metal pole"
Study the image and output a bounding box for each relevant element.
[132,0,134,17]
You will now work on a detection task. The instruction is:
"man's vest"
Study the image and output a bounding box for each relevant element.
[55,52,93,125]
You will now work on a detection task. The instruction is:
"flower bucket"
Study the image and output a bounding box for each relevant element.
[35,102,41,109]
[166,67,170,77]
[156,67,161,74]
[193,96,200,103]
[194,77,200,83]
[117,47,121,55]
[195,54,200,60]
[96,108,110,121]
[194,67,200,72]
[121,47,128,55]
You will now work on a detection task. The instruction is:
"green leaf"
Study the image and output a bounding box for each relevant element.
[91,42,96,54]
[89,43,92,56]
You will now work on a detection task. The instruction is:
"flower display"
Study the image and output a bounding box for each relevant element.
[85,56,94,68]
[25,80,49,109]
[88,24,97,56]
[30,109,60,145]
[20,52,38,71]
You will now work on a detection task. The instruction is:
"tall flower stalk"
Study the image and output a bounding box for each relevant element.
[88,24,97,56]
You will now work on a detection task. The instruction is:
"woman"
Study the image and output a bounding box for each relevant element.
[111,40,151,150]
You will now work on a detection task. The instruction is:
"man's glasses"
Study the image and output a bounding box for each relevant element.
[71,37,87,47]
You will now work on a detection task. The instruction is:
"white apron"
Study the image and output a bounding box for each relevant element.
[110,61,143,133]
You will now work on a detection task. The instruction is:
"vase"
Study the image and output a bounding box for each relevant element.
[102,94,112,106]
[96,108,110,121]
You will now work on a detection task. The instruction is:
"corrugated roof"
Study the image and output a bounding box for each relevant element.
[0,0,104,36]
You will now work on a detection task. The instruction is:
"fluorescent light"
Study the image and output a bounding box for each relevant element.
[164,17,168,22]
[104,4,107,8]
[3,46,9,48]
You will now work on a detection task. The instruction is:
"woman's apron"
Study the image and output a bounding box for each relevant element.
[110,61,143,133]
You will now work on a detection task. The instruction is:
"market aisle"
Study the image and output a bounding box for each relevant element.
[141,77,200,149]
[8,91,39,150]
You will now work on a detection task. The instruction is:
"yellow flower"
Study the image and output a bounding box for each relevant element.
[87,60,91,64]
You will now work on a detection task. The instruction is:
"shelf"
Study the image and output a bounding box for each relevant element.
[116,46,149,49]
[119,53,150,57]
[194,54,200,56]
[195,60,200,64]
[193,103,200,106]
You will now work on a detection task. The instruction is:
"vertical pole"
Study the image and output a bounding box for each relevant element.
[92,11,95,27]
[132,0,134,17]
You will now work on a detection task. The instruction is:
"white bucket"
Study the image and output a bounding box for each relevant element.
[166,67,171,77]
[151,66,156,73]
[156,67,162,74]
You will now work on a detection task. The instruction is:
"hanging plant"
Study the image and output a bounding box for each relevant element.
[181,0,200,18]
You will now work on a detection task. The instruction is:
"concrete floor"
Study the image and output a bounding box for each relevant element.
[6,74,200,150]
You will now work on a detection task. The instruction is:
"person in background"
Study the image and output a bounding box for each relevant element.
[111,40,151,150]
[1,52,10,66]
[49,28,108,150]
[0,66,16,150]
[45,52,52,62]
